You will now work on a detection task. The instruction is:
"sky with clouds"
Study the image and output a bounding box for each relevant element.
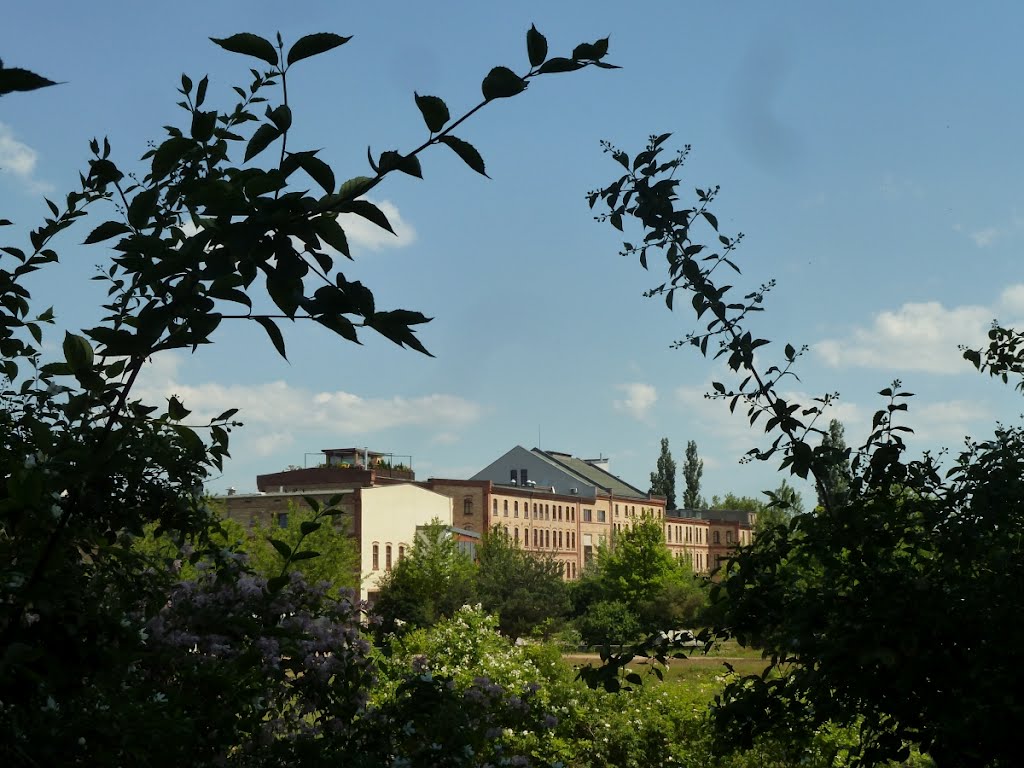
[3,1,1023,504]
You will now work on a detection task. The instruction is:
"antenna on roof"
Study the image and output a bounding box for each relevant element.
[537,425,541,449]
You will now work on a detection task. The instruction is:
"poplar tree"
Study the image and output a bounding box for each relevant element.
[648,437,677,510]
[682,440,705,509]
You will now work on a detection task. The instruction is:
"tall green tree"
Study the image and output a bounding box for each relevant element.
[682,439,705,509]
[817,418,852,510]
[648,437,677,509]
[476,526,568,638]
[577,518,705,636]
[372,519,477,635]
[246,503,361,592]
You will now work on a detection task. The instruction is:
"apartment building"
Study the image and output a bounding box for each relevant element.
[216,448,452,602]
[664,508,755,572]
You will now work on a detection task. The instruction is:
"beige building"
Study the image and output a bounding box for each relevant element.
[217,448,452,601]
[664,509,755,573]
[220,445,755,592]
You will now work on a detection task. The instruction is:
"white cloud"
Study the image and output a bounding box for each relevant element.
[0,122,50,193]
[135,354,481,437]
[815,296,1010,374]
[337,198,416,252]
[969,227,1000,248]
[614,382,658,420]
[905,399,994,444]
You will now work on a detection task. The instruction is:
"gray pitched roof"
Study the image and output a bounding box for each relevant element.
[534,449,649,500]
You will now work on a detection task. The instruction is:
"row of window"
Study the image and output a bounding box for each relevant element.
[371,542,406,571]
[502,525,577,551]
[493,499,578,522]
[666,526,734,545]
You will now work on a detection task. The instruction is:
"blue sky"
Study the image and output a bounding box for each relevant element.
[3,2,1023,505]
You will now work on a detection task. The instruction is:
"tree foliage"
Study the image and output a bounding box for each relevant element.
[0,25,613,765]
[648,436,677,509]
[571,517,706,648]
[372,519,477,635]
[681,439,705,508]
[476,526,569,639]
[816,418,852,510]
[590,133,1024,766]
[246,503,361,592]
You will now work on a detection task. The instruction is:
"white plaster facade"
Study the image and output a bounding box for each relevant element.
[358,484,453,601]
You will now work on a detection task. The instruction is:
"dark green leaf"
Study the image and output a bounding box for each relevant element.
[312,215,350,258]
[336,175,374,201]
[181,74,193,94]
[300,521,322,535]
[295,152,335,194]
[291,550,320,561]
[210,34,279,66]
[196,75,209,107]
[127,187,159,229]
[191,110,217,142]
[268,538,292,559]
[62,332,93,370]
[342,199,394,235]
[481,66,527,100]
[286,32,352,66]
[414,92,450,133]
[244,123,281,162]
[255,316,287,360]
[0,66,59,96]
[267,575,288,593]
[167,396,191,421]
[573,37,610,61]
[83,221,132,245]
[214,408,239,421]
[526,24,548,67]
[537,57,585,75]
[440,136,488,177]
[266,104,292,132]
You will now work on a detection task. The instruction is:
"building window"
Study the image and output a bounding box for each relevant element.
[571,507,575,522]
[493,499,498,516]
[615,504,619,517]
[714,531,720,544]
[464,497,473,516]
[514,527,519,543]
[521,469,528,485]
[533,529,538,547]
[667,526,672,542]
[597,509,606,523]
[503,499,509,517]
[726,530,733,544]
[545,530,551,548]
[583,508,592,522]
[399,545,405,560]
[510,468,518,484]
[385,544,392,571]
[558,530,563,549]
[514,500,519,517]
[277,512,289,529]
[372,543,379,571]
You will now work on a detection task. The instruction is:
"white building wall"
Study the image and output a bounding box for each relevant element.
[359,484,453,601]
